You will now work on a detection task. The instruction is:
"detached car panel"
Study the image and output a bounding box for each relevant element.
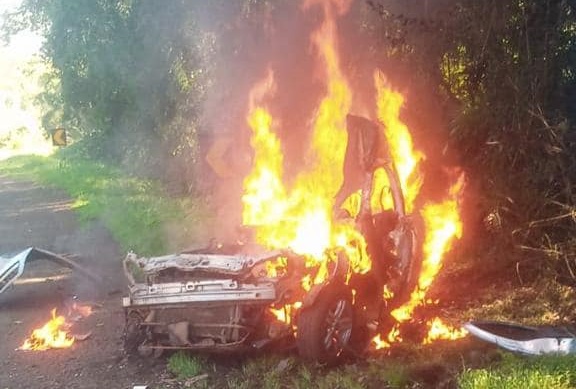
[0,247,100,295]
[0,248,32,294]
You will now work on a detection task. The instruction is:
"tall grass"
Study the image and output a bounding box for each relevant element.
[0,153,209,255]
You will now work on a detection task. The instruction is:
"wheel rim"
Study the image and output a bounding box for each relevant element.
[322,298,353,355]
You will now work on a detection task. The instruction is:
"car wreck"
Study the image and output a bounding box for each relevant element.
[122,115,421,363]
[123,248,309,356]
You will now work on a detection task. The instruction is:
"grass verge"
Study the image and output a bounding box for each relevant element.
[166,352,440,389]
[0,153,210,255]
[161,340,576,389]
[459,352,576,389]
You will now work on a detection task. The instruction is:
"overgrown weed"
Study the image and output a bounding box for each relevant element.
[459,279,576,324]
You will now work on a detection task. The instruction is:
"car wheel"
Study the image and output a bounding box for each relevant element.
[389,215,423,308]
[123,311,146,356]
[296,284,353,364]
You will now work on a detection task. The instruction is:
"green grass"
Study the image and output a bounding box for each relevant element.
[459,352,576,389]
[207,354,413,389]
[212,349,576,389]
[0,153,210,255]
[168,352,208,379]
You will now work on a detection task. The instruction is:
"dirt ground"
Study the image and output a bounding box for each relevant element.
[0,176,167,389]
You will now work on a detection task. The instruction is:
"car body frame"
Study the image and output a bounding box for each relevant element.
[122,115,420,362]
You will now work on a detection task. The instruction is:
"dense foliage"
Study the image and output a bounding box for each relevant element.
[3,0,576,281]
[363,0,576,283]
[4,0,220,190]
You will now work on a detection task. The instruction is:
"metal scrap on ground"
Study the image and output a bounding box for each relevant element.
[0,247,102,295]
[465,321,576,355]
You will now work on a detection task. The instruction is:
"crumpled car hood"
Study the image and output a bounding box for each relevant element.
[125,250,286,277]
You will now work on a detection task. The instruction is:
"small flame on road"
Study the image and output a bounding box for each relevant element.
[19,309,74,351]
[19,303,93,351]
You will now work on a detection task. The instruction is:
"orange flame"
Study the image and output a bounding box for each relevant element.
[269,301,303,324]
[391,174,465,323]
[372,174,465,350]
[19,309,75,351]
[424,318,468,344]
[242,0,466,348]
[242,0,370,285]
[374,72,424,213]
[371,333,391,349]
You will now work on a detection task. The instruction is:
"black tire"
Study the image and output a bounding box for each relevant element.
[123,310,146,356]
[296,284,354,364]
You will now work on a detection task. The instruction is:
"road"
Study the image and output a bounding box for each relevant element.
[0,175,165,389]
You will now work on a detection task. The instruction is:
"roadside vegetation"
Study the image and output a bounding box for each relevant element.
[165,345,576,389]
[459,353,576,389]
[0,151,211,255]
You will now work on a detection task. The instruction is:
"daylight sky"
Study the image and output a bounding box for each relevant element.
[1,0,43,57]
[0,0,51,158]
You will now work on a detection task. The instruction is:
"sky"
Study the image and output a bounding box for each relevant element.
[0,0,52,158]
[0,0,43,57]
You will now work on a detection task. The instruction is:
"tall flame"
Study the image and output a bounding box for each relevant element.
[242,0,371,283]
[391,174,465,323]
[242,69,289,238]
[241,0,466,344]
[374,72,424,214]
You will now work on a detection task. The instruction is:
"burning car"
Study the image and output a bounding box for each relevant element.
[122,115,421,363]
[121,0,469,361]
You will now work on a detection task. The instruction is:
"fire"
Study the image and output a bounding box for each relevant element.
[391,174,465,323]
[241,0,466,348]
[371,174,465,349]
[371,334,390,349]
[242,69,332,260]
[374,72,424,213]
[269,301,303,324]
[424,318,468,344]
[242,0,369,284]
[19,309,74,351]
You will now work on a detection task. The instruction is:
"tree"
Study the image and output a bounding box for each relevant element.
[4,0,213,191]
[367,0,576,280]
